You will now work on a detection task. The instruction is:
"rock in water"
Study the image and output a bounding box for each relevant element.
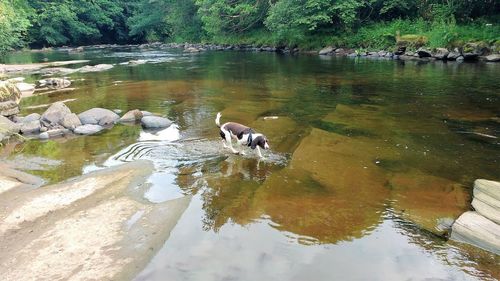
[472,179,500,224]
[41,102,72,126]
[38,78,71,89]
[433,48,449,60]
[61,113,82,130]
[22,113,41,123]
[119,109,143,123]
[0,81,22,104]
[74,124,104,135]
[141,116,173,128]
[0,116,20,141]
[20,120,41,134]
[485,54,500,62]
[78,108,119,126]
[417,48,432,58]
[319,46,335,55]
[78,64,114,73]
[0,101,20,117]
[451,211,500,255]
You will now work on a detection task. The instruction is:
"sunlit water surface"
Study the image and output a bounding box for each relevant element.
[2,47,499,280]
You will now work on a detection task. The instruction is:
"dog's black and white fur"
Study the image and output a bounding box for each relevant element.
[216,112,270,158]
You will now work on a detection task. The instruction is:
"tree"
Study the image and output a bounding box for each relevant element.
[0,0,31,53]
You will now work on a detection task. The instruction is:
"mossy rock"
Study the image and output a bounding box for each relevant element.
[0,81,22,104]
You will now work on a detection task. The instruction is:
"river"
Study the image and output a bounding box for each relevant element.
[1,46,499,280]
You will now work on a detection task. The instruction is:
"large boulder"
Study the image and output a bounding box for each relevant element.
[451,211,500,255]
[433,48,449,60]
[0,81,22,104]
[41,102,72,126]
[141,116,173,128]
[61,113,82,130]
[78,108,119,126]
[74,124,104,135]
[0,101,20,117]
[119,109,143,123]
[472,179,500,224]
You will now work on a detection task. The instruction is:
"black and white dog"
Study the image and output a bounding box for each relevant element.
[215,112,270,157]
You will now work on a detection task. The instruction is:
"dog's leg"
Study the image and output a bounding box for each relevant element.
[256,146,263,158]
[223,129,239,154]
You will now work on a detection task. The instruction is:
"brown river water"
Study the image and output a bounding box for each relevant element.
[1,47,499,280]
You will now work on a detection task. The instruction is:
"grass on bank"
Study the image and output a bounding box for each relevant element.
[196,19,499,51]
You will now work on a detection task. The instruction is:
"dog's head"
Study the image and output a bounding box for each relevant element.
[251,135,270,150]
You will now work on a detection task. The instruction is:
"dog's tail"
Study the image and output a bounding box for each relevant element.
[215,112,222,128]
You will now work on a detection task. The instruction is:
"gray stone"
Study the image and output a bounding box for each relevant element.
[22,113,41,123]
[141,111,154,117]
[39,132,49,140]
[78,108,119,126]
[447,51,461,60]
[0,115,20,136]
[472,179,500,224]
[61,113,82,130]
[74,124,104,135]
[318,46,335,55]
[20,120,41,134]
[119,109,143,123]
[456,56,464,62]
[41,102,72,126]
[433,48,449,60]
[451,211,500,255]
[0,101,20,116]
[484,54,500,62]
[141,116,172,128]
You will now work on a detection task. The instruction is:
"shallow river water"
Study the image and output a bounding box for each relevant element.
[2,47,500,280]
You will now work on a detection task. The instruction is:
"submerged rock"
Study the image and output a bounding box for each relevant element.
[78,108,119,126]
[78,64,114,73]
[74,124,104,135]
[141,116,173,128]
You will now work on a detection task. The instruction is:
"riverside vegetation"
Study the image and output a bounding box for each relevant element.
[0,0,499,54]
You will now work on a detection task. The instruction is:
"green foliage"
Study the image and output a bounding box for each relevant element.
[0,0,498,50]
[0,0,31,53]
[196,0,268,35]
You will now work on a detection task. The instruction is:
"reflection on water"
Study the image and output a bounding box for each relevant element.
[2,47,500,280]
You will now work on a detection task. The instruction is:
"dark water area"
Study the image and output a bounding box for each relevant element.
[2,47,499,280]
